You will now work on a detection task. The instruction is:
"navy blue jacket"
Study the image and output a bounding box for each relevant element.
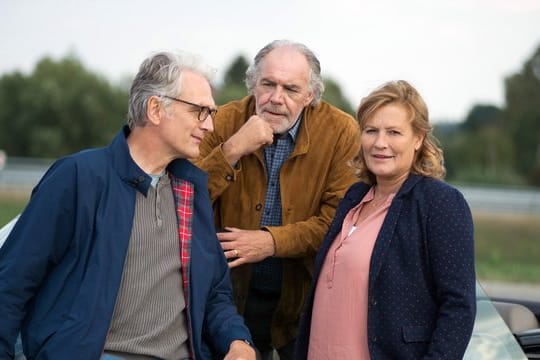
[0,127,251,359]
[295,175,476,359]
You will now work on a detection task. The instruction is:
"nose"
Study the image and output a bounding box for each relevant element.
[269,86,285,104]
[200,115,214,133]
[374,133,387,148]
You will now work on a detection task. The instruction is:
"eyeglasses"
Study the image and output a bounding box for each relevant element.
[162,95,217,121]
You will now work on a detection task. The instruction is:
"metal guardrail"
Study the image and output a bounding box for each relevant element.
[456,185,540,214]
[0,157,54,189]
[1,157,540,214]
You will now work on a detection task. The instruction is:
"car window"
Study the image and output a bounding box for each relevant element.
[464,282,528,359]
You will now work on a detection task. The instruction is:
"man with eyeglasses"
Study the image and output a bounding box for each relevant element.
[193,40,360,359]
[0,51,255,360]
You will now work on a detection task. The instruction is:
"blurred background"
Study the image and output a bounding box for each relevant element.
[0,0,539,297]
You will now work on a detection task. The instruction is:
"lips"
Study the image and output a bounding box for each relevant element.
[372,154,394,159]
[262,106,287,117]
[264,110,285,118]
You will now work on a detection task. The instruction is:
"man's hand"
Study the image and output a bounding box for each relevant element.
[223,339,257,360]
[218,228,276,268]
[221,115,274,165]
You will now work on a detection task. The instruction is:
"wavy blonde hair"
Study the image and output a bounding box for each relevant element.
[352,80,445,184]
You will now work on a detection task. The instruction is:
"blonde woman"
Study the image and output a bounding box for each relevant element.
[295,80,476,359]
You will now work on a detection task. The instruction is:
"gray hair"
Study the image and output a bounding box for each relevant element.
[245,40,325,107]
[127,51,215,128]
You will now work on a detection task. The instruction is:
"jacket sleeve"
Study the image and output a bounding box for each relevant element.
[0,159,77,358]
[194,138,240,203]
[193,99,247,203]
[202,252,253,356]
[189,179,252,357]
[423,185,476,359]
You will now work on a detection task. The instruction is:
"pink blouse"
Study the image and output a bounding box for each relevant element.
[308,188,394,360]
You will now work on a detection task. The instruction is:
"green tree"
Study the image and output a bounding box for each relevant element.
[0,71,32,156]
[434,122,460,179]
[462,104,515,180]
[322,78,354,115]
[462,104,503,131]
[223,55,249,86]
[215,55,248,105]
[0,54,128,158]
[504,44,540,185]
[443,128,517,184]
[439,104,520,185]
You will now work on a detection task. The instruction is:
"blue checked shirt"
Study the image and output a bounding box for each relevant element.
[250,116,302,295]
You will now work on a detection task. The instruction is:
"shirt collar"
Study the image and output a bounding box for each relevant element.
[283,113,303,143]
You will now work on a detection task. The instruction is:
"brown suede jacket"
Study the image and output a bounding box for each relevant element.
[193,95,360,348]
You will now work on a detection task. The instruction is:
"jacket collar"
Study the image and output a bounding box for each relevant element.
[344,173,423,202]
[394,173,422,197]
[107,126,208,196]
[333,173,423,240]
[167,157,208,191]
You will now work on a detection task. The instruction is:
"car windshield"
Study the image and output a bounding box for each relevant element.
[0,215,18,248]
[464,282,528,359]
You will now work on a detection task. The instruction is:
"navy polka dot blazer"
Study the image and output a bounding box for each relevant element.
[295,174,476,359]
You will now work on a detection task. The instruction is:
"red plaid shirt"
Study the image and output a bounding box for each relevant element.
[171,176,195,359]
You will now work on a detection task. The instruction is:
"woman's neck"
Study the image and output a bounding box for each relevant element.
[373,174,408,199]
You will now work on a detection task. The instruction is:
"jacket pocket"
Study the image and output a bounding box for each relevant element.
[401,325,433,343]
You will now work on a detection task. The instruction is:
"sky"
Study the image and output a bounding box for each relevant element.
[1,0,539,122]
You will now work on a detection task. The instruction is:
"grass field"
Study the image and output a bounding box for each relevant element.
[473,211,540,283]
[0,190,29,227]
[0,191,538,284]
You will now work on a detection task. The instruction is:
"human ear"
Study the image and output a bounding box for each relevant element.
[303,91,315,107]
[146,96,163,125]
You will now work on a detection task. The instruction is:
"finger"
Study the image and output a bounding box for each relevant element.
[228,257,244,268]
[220,240,236,251]
[224,249,237,259]
[224,226,241,232]
[217,231,235,241]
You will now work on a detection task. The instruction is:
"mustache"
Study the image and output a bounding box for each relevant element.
[262,106,287,116]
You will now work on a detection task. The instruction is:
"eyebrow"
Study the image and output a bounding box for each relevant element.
[260,77,303,90]
[284,84,302,91]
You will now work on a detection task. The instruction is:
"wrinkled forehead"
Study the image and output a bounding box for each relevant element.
[258,47,311,85]
[177,71,215,107]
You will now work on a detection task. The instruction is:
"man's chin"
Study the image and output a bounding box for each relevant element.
[272,120,294,133]
[182,148,200,160]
